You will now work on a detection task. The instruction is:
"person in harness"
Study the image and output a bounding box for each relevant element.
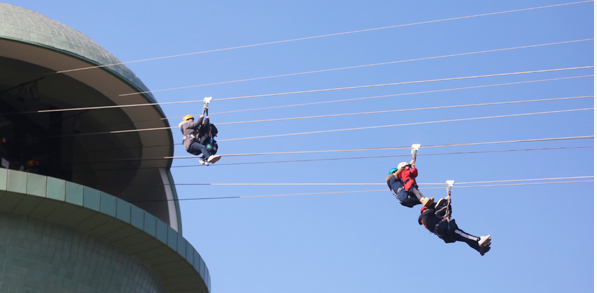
[197,108,219,162]
[385,144,436,207]
[386,167,434,207]
[418,194,492,256]
[179,109,221,166]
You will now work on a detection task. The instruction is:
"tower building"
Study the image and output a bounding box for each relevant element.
[0,4,209,292]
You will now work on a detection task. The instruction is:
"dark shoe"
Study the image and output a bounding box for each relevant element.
[436,206,448,217]
[198,158,209,166]
[435,198,447,209]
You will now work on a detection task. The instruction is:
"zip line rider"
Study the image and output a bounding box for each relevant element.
[418,181,491,256]
[197,107,219,160]
[386,168,434,207]
[386,144,435,207]
[179,97,221,165]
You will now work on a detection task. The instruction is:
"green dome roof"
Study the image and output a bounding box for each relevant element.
[0,3,155,102]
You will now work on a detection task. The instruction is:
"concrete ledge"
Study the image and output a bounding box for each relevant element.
[0,169,210,293]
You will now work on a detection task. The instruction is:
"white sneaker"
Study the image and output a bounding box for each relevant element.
[198,158,209,166]
[478,235,491,247]
[207,155,221,164]
[434,198,447,209]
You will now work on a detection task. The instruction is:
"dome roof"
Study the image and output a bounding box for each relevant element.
[0,4,181,233]
[0,3,155,102]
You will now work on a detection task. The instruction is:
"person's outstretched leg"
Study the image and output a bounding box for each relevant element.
[412,187,434,207]
[453,228,481,251]
[452,228,491,255]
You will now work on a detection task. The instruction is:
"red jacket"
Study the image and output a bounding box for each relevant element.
[398,167,418,191]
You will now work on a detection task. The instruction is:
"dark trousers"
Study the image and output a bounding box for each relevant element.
[452,228,481,252]
[436,220,481,252]
[397,187,425,207]
[188,142,211,159]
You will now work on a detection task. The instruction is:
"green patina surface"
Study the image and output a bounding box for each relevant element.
[0,169,211,293]
[0,213,168,293]
[0,3,156,103]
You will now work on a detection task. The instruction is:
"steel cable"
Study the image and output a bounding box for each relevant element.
[73,145,593,172]
[34,66,592,114]
[52,1,592,75]
[169,75,592,119]
[217,108,592,142]
[132,180,594,202]
[119,39,592,97]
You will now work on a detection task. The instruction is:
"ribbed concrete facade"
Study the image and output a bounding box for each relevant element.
[0,169,210,293]
[0,213,167,293]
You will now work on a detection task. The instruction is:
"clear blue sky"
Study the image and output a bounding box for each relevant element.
[6,1,594,292]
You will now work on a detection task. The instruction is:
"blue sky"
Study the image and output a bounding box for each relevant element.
[6,1,594,292]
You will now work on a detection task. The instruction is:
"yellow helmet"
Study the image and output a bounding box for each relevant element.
[182,115,194,121]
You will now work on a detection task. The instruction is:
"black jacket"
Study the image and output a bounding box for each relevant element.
[419,207,458,243]
[419,207,442,234]
[198,117,213,145]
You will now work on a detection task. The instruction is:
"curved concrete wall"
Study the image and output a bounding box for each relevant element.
[0,3,181,232]
[0,168,210,293]
[0,212,167,293]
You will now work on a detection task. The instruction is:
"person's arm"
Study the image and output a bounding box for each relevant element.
[190,114,204,128]
[410,157,416,168]
[410,167,418,178]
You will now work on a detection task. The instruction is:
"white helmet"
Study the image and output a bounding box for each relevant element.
[397,162,409,169]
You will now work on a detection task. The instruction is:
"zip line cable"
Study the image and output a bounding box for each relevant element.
[23,76,592,156]
[169,75,592,119]
[39,134,594,168]
[32,50,587,134]
[214,96,592,126]
[68,136,597,165]
[52,1,592,75]
[131,180,593,202]
[104,95,591,134]
[169,176,593,186]
[27,75,589,156]
[424,180,594,189]
[217,108,593,142]
[119,38,592,97]
[211,67,594,102]
[185,146,593,168]
[31,66,593,114]
[104,175,593,186]
[34,75,589,135]
[77,146,593,173]
[19,95,592,142]
[201,136,595,158]
[425,176,594,185]
[54,135,593,164]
